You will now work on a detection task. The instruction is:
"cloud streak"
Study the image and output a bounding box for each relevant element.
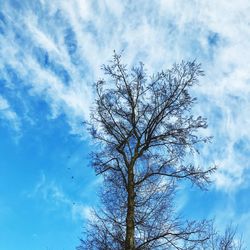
[0,95,20,132]
[29,172,92,221]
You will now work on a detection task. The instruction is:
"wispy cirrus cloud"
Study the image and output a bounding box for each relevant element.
[1,0,250,191]
[0,95,20,132]
[28,172,92,221]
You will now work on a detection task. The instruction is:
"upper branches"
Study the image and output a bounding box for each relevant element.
[89,52,215,188]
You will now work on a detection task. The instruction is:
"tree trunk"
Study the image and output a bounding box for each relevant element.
[125,164,135,250]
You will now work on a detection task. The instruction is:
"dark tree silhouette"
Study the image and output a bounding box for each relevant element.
[77,53,242,250]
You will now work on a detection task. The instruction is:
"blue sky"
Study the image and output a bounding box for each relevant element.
[0,0,250,249]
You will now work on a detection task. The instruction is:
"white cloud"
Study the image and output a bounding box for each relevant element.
[72,204,93,221]
[0,95,20,132]
[29,172,92,221]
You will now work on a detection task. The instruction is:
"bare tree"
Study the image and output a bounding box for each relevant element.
[77,53,240,249]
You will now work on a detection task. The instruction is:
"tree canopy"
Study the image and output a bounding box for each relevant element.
[77,53,243,250]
